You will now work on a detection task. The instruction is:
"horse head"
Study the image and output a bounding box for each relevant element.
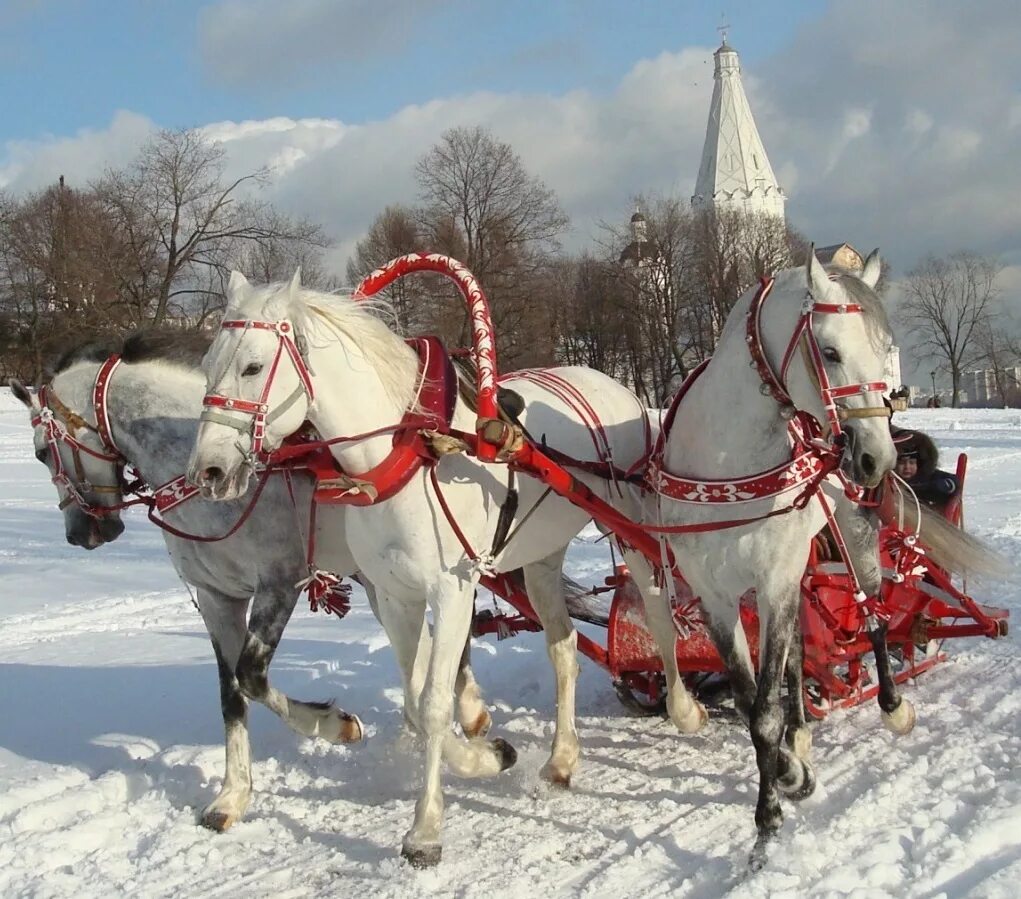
[188,269,313,499]
[11,373,126,548]
[766,247,896,488]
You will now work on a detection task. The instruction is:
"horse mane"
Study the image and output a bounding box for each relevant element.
[259,283,420,412]
[49,338,122,377]
[121,330,211,368]
[49,330,210,380]
[824,265,892,349]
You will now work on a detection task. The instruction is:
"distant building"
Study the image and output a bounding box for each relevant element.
[618,208,660,268]
[692,38,785,221]
[963,367,1021,406]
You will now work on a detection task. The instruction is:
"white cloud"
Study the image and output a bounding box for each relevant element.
[0,110,154,191]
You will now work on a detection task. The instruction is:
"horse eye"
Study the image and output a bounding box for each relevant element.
[822,347,841,364]
[242,363,263,377]
[35,447,48,463]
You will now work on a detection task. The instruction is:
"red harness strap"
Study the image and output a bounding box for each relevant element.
[264,336,458,506]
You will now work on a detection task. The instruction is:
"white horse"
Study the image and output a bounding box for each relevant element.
[188,270,655,865]
[10,332,495,832]
[621,251,899,865]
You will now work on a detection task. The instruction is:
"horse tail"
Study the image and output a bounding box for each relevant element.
[896,501,1014,580]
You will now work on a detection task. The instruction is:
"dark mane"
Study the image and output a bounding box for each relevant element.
[49,339,122,377]
[120,330,211,367]
[48,329,212,379]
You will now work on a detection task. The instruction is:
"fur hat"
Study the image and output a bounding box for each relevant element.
[890,426,939,477]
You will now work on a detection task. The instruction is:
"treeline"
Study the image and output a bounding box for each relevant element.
[345,126,804,404]
[2,125,804,402]
[0,129,328,383]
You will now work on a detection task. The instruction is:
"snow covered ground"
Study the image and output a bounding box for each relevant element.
[2,390,1021,898]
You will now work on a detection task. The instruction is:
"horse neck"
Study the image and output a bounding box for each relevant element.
[104,363,205,486]
[665,292,797,479]
[306,330,415,471]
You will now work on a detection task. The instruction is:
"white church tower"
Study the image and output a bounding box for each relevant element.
[691,35,785,221]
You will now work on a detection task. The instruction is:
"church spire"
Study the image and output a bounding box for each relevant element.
[692,38,785,220]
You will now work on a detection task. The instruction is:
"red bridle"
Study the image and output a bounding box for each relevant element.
[748,276,890,443]
[200,318,316,458]
[31,356,141,518]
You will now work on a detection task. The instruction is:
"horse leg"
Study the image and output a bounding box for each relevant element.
[868,621,916,735]
[523,549,581,787]
[236,582,362,744]
[194,587,253,832]
[748,588,803,869]
[373,590,513,781]
[832,498,916,735]
[402,580,514,867]
[364,577,490,738]
[626,550,707,733]
[699,593,814,801]
[782,627,812,762]
[454,636,492,738]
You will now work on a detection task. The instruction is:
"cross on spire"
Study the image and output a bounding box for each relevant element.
[717,15,730,46]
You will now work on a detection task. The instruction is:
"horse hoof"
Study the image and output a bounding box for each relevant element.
[786,726,812,761]
[882,699,916,736]
[402,843,442,868]
[785,759,817,801]
[337,712,364,743]
[201,810,235,833]
[463,709,492,739]
[674,700,708,734]
[493,737,517,772]
[540,763,572,789]
[748,834,773,872]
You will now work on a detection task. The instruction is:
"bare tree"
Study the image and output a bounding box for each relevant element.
[0,179,133,381]
[689,207,794,353]
[900,252,1002,407]
[974,316,1021,407]
[95,128,327,326]
[346,204,436,333]
[412,126,569,367]
[550,255,631,380]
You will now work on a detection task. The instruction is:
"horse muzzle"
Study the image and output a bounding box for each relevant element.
[66,512,124,549]
[189,460,251,501]
[840,424,894,489]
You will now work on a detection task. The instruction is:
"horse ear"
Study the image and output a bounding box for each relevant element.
[288,267,302,296]
[861,249,882,289]
[9,379,35,409]
[227,270,250,296]
[806,244,832,301]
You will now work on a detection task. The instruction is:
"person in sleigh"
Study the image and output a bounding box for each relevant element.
[891,426,959,510]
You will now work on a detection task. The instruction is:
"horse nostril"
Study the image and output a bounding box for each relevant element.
[67,533,79,546]
[201,466,225,486]
[860,453,876,477]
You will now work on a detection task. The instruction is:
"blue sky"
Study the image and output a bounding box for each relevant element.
[0,0,820,143]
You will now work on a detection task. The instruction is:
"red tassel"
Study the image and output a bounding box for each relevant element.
[300,569,352,618]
